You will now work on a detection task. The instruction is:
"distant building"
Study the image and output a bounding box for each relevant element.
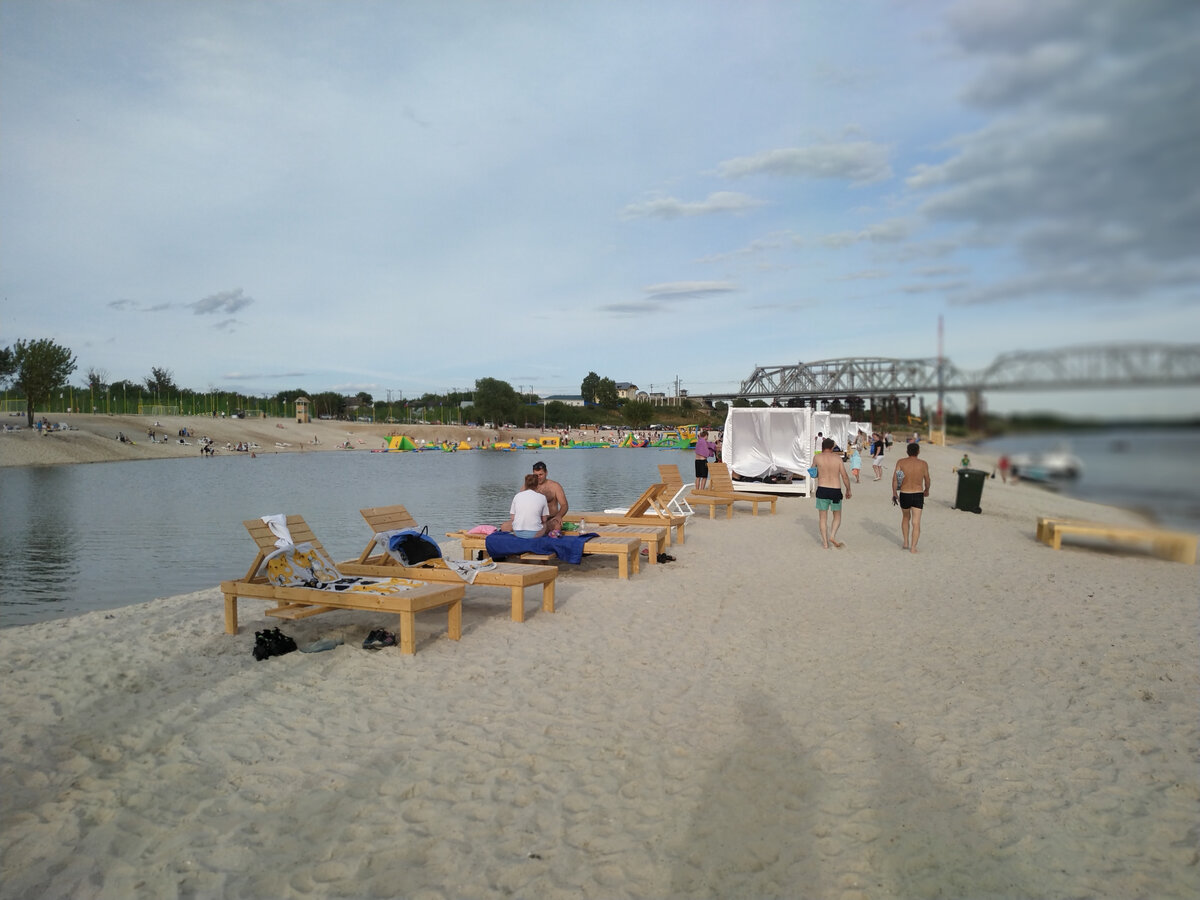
[615,382,638,400]
[544,394,586,407]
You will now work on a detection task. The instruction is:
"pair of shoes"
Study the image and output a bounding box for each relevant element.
[657,552,676,563]
[362,629,397,650]
[252,627,298,661]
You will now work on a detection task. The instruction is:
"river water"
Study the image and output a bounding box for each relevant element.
[3,429,1197,628]
[0,448,696,627]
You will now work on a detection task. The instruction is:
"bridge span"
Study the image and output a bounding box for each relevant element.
[696,343,1200,411]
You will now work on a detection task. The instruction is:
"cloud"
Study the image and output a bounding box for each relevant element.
[188,288,254,315]
[717,141,892,184]
[821,218,914,248]
[643,281,737,301]
[620,191,764,220]
[599,281,738,316]
[909,0,1200,304]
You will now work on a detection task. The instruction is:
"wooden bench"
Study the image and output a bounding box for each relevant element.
[1036,516,1197,564]
[447,531,642,579]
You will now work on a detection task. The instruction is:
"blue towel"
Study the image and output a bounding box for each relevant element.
[485,532,594,564]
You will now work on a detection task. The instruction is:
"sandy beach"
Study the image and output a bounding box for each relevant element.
[1,440,1197,899]
[0,413,533,468]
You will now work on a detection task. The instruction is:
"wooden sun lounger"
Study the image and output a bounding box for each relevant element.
[340,505,557,623]
[658,463,734,519]
[1036,516,1197,564]
[698,462,779,516]
[566,483,688,545]
[445,531,642,579]
[220,515,464,654]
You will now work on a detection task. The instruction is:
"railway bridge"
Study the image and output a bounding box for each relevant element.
[696,343,1200,425]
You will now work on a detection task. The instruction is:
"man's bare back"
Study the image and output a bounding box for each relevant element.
[894,456,930,494]
[815,451,850,489]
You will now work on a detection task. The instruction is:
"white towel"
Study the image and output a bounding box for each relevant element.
[262,514,294,549]
[442,558,497,584]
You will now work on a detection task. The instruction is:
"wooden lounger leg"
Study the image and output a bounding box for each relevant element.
[675,523,686,544]
[224,593,239,634]
[724,503,734,519]
[510,586,525,623]
[447,598,462,641]
[398,611,417,654]
[542,579,555,614]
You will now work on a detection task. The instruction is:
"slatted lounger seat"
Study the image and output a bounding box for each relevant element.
[446,530,642,579]
[698,462,779,515]
[341,505,557,623]
[567,483,689,545]
[220,515,464,654]
[658,463,734,519]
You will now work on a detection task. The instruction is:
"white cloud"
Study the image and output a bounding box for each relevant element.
[620,191,765,220]
[717,142,892,184]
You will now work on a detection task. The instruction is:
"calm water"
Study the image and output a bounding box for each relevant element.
[974,426,1200,535]
[0,448,695,627]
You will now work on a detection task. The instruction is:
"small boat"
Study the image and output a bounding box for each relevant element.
[1009,446,1084,482]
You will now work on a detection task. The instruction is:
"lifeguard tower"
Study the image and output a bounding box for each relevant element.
[295,397,311,424]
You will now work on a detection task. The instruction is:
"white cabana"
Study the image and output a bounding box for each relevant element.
[722,407,815,483]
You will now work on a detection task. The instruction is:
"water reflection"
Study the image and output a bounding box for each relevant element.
[0,448,692,627]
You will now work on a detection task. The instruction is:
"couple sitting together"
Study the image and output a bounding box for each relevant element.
[500,461,568,539]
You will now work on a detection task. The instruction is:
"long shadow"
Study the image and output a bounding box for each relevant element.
[670,689,820,897]
[867,716,1037,899]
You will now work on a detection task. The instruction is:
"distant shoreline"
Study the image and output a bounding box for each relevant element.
[0,413,558,469]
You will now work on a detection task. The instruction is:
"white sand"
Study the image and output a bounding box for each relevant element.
[2,443,1197,899]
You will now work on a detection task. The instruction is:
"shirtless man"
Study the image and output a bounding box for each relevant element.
[532,460,569,533]
[813,437,852,549]
[892,442,931,553]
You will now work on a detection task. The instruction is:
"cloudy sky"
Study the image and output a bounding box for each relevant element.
[2,0,1197,418]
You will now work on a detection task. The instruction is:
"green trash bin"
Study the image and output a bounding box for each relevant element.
[953,467,987,514]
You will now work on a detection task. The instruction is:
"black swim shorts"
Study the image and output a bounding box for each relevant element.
[695,458,709,478]
[898,492,924,510]
[815,486,843,502]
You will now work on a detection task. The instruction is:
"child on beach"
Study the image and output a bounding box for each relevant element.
[849,447,862,483]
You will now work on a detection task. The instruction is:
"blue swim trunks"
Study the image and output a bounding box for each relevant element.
[814,486,843,511]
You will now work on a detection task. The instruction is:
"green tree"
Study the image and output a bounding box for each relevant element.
[7,339,78,426]
[310,390,346,419]
[473,377,519,426]
[595,377,619,409]
[580,371,600,405]
[144,366,178,395]
[621,399,654,428]
[712,400,728,414]
[0,346,14,384]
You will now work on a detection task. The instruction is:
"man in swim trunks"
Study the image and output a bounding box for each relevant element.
[893,442,931,553]
[813,437,852,549]
[532,460,569,533]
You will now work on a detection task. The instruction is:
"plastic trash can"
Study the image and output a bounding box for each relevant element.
[953,468,987,513]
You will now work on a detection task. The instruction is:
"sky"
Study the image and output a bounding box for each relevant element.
[2,0,1198,419]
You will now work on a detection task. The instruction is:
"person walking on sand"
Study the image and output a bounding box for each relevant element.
[871,434,885,481]
[849,446,862,483]
[814,437,852,549]
[893,442,931,553]
[532,460,568,533]
[693,429,717,490]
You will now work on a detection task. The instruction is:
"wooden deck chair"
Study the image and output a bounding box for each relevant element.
[567,483,688,545]
[342,505,557,622]
[700,462,779,516]
[219,515,464,655]
[658,463,732,519]
[445,530,643,579]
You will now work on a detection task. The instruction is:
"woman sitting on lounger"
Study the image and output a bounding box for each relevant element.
[501,474,550,538]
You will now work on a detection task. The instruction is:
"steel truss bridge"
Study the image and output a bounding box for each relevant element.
[698,343,1200,406]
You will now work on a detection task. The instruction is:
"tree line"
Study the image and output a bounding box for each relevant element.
[0,339,705,431]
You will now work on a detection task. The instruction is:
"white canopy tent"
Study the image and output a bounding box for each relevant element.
[722,407,815,495]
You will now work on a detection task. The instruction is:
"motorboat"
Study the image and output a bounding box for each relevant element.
[1009,445,1084,482]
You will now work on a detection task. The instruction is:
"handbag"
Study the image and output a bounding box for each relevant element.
[387,526,443,566]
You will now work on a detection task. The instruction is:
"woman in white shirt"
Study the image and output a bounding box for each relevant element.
[504,474,550,538]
